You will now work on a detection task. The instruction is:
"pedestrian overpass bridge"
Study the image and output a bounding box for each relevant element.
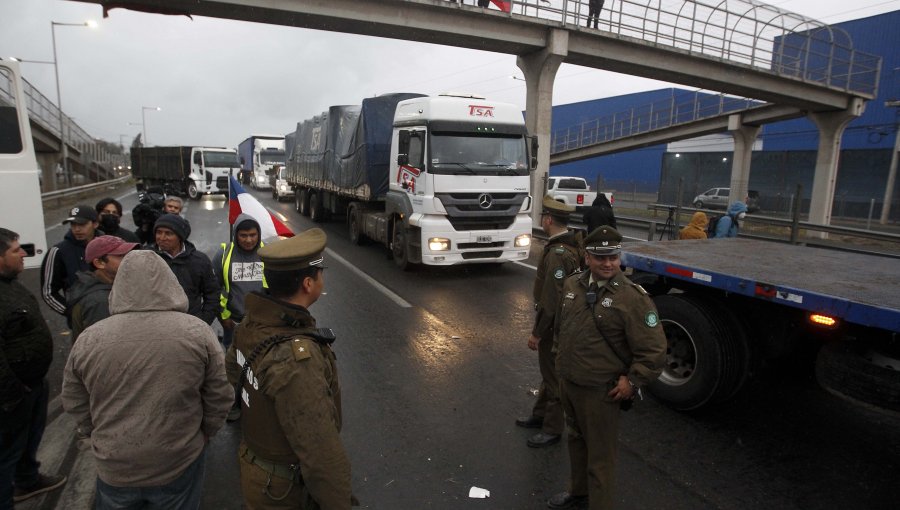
[72,0,882,226]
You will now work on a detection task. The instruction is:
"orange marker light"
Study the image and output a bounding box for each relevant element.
[809,314,838,328]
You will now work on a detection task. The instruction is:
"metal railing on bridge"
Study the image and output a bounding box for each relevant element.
[461,0,880,96]
[549,88,761,153]
[0,71,123,177]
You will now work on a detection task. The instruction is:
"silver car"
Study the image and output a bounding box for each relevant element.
[693,187,731,210]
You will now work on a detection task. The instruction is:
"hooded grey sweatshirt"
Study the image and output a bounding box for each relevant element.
[61,250,233,487]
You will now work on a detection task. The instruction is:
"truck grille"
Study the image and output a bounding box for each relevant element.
[436,193,525,232]
[216,176,228,190]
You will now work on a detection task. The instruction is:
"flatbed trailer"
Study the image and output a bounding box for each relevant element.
[620,238,900,411]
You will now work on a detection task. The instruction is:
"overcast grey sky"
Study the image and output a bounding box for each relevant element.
[2,0,896,148]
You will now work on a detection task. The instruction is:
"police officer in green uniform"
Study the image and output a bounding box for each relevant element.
[517,196,582,448]
[225,228,352,510]
[548,226,666,510]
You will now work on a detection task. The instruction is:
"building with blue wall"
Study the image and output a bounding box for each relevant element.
[549,10,899,218]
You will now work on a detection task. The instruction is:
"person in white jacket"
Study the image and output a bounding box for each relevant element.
[61,250,233,510]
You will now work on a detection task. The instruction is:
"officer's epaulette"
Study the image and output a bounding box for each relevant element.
[291,337,313,361]
[291,328,336,361]
[630,282,649,295]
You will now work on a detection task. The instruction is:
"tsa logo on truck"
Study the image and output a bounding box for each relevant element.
[468,105,494,117]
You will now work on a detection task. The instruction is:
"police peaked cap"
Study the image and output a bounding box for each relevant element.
[259,228,327,271]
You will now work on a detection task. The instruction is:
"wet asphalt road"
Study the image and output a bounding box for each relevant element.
[30,186,900,509]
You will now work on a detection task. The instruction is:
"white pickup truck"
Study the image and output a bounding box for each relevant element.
[547,176,612,209]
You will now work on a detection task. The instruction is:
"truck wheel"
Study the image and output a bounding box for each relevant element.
[816,341,900,412]
[348,206,367,245]
[392,219,411,271]
[310,192,324,223]
[692,296,751,404]
[298,189,310,217]
[649,295,724,410]
[187,182,200,201]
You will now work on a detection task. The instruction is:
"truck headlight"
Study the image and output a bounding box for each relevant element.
[515,234,531,247]
[428,238,450,251]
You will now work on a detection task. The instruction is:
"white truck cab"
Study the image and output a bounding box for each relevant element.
[387,94,534,266]
[188,147,240,199]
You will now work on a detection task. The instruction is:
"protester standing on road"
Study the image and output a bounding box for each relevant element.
[584,194,616,234]
[678,211,709,240]
[516,196,581,448]
[213,214,267,422]
[61,250,232,510]
[67,236,138,342]
[153,213,219,324]
[40,205,102,318]
[95,198,140,243]
[712,201,748,238]
[226,229,353,509]
[548,226,666,510]
[0,228,67,508]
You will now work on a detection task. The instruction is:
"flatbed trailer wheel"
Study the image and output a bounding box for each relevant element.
[310,191,325,222]
[651,295,725,410]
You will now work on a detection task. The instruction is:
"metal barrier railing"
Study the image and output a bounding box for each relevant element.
[550,89,760,153]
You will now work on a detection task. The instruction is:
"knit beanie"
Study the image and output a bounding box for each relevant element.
[154,213,191,241]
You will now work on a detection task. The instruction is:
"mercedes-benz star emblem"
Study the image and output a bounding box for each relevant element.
[478,193,493,209]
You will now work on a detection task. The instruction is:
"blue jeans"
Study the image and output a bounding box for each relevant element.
[0,379,48,510]
[95,448,207,510]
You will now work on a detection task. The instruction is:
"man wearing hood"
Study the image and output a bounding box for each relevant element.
[678,212,709,240]
[713,201,748,238]
[40,205,103,317]
[212,214,267,349]
[62,250,233,509]
[213,214,267,422]
[153,214,219,325]
[67,236,139,342]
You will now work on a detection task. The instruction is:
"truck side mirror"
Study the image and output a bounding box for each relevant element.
[529,136,539,170]
[397,154,409,166]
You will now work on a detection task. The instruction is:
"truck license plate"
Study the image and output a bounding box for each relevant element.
[476,235,493,243]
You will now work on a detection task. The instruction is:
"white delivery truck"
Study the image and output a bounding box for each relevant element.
[0,61,47,268]
[285,93,536,269]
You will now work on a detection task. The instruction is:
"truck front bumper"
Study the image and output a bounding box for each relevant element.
[411,214,532,266]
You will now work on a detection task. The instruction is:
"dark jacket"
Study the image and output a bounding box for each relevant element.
[584,194,616,234]
[533,230,582,339]
[155,240,219,324]
[1,274,53,412]
[40,230,102,316]
[105,226,140,244]
[67,271,112,342]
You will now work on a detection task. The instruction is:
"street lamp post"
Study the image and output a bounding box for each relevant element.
[141,106,161,146]
[51,20,96,188]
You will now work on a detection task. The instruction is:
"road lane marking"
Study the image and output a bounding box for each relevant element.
[325,247,412,308]
[513,260,537,271]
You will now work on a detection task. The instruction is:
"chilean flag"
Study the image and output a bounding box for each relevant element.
[228,176,294,239]
[491,0,511,12]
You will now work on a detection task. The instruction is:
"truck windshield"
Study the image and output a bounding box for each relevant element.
[428,132,528,176]
[260,150,284,164]
[204,152,240,167]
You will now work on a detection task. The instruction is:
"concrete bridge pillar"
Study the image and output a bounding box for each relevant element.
[727,114,761,208]
[35,152,59,192]
[808,98,864,229]
[517,28,568,228]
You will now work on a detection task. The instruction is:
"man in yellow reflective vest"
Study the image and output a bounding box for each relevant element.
[213,214,267,422]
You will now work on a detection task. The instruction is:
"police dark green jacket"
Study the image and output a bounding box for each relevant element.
[226,292,350,509]
[0,273,53,411]
[555,270,666,388]
[533,229,581,338]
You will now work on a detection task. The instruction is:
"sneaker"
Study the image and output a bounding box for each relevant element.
[226,406,242,423]
[13,473,67,502]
